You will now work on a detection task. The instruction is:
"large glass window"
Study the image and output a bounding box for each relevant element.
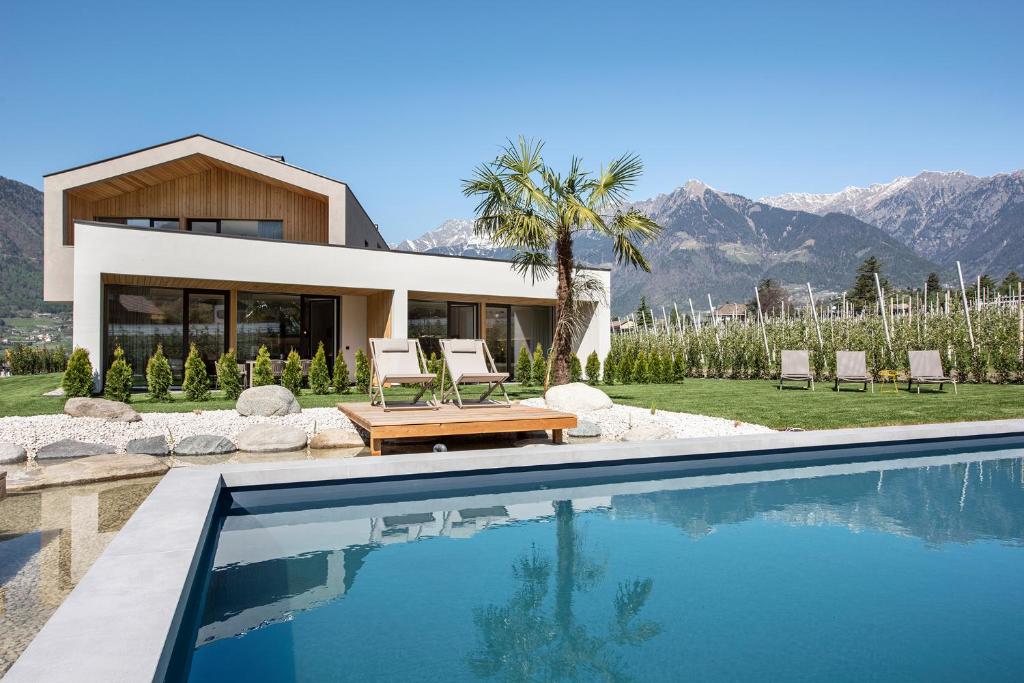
[485,305,511,374]
[187,219,283,240]
[237,292,302,361]
[512,305,553,359]
[97,217,179,230]
[105,285,185,386]
[408,300,448,359]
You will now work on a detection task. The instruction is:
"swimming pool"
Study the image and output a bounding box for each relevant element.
[172,443,1024,681]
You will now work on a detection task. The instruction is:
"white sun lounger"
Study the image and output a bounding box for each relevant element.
[834,351,873,392]
[368,338,439,410]
[439,338,511,408]
[908,350,957,394]
[778,349,814,390]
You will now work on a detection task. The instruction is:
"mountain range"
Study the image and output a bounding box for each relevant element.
[396,170,1023,314]
[2,170,1021,318]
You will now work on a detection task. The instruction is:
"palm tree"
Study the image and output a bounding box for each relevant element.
[463,138,661,385]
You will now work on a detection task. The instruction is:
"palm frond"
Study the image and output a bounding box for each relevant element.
[588,153,644,211]
[509,250,555,284]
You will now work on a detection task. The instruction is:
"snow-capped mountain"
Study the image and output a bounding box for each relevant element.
[390,218,511,258]
[394,180,940,314]
[760,170,1024,274]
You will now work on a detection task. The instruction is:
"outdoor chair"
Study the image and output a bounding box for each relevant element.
[908,350,957,394]
[834,351,873,392]
[368,338,439,410]
[439,338,511,408]
[778,350,814,390]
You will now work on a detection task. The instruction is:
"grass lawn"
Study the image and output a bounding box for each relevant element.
[1,372,1022,430]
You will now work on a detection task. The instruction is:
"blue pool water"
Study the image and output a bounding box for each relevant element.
[179,447,1024,681]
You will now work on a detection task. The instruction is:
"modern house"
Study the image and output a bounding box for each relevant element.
[42,135,610,389]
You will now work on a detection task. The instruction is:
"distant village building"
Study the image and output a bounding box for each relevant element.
[715,303,747,321]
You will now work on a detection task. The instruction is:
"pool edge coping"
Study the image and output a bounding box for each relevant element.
[6,418,1024,682]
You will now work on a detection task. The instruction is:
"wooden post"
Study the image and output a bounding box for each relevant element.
[875,272,892,349]
[754,286,770,358]
[673,302,684,334]
[806,283,823,349]
[957,261,976,349]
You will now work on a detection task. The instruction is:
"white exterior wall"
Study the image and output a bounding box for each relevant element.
[73,224,611,387]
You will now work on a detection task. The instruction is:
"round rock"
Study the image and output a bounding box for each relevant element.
[64,397,141,422]
[544,383,613,413]
[175,434,236,456]
[235,385,301,417]
[620,424,674,442]
[36,439,115,460]
[309,428,365,449]
[235,424,307,453]
[126,435,170,456]
[0,442,28,464]
[567,420,601,438]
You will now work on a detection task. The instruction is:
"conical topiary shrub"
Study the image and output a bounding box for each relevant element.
[146,344,173,401]
[332,353,350,393]
[252,345,275,387]
[585,351,600,385]
[309,342,330,395]
[216,349,243,400]
[530,343,546,386]
[63,347,94,398]
[182,343,210,401]
[281,349,303,395]
[516,346,532,385]
[104,345,133,403]
[355,348,371,394]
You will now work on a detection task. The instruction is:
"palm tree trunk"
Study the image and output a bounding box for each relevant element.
[552,232,575,386]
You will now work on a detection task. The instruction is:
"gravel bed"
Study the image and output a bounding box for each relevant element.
[0,408,355,459]
[519,398,772,440]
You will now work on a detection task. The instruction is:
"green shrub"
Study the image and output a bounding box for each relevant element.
[182,343,211,401]
[146,344,173,401]
[308,342,331,394]
[672,350,687,383]
[332,353,350,393]
[281,349,303,395]
[104,345,133,403]
[602,351,616,385]
[216,350,243,400]
[515,347,533,385]
[570,354,582,383]
[252,345,275,387]
[62,347,94,398]
[530,343,546,386]
[50,346,68,373]
[355,348,371,394]
[585,351,601,385]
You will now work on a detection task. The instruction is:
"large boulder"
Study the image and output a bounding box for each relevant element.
[544,383,613,413]
[309,428,365,449]
[0,442,27,465]
[235,424,307,453]
[620,424,674,442]
[175,434,236,456]
[126,435,170,456]
[64,397,141,422]
[236,385,301,417]
[36,439,115,460]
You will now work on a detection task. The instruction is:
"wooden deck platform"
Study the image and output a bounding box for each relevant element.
[338,402,577,456]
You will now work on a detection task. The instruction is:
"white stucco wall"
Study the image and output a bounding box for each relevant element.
[73,223,611,388]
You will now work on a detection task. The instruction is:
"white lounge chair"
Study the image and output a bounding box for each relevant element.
[439,339,511,408]
[778,350,814,390]
[908,350,957,394]
[368,338,439,410]
[834,351,873,392]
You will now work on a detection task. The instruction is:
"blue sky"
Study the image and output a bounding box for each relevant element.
[2,0,1021,242]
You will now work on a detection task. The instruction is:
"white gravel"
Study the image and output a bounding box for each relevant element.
[519,398,772,440]
[0,400,772,460]
[0,408,355,458]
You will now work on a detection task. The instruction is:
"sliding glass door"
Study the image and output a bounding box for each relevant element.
[187,291,227,377]
[236,292,339,363]
[485,305,511,374]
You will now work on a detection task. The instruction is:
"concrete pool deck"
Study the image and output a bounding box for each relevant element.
[6,418,1024,682]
